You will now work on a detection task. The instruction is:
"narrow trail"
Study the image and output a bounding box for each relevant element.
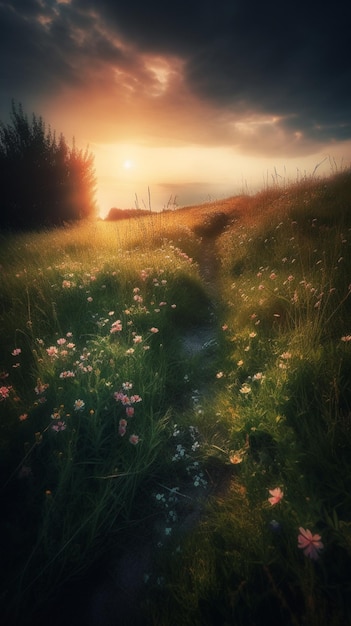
[34,225,231,626]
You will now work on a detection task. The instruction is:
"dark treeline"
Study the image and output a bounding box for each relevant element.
[0,102,97,230]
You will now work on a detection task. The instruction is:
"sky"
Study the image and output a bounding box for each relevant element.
[1,0,351,218]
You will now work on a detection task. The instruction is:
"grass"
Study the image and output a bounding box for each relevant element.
[1,168,351,625]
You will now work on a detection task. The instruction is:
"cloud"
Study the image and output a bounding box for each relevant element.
[1,0,351,156]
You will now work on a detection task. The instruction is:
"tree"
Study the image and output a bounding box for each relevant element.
[0,102,97,229]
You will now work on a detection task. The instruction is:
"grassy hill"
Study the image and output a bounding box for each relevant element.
[1,169,351,625]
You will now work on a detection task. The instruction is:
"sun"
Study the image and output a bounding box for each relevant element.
[123,159,133,169]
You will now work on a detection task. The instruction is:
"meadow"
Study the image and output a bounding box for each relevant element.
[1,169,351,625]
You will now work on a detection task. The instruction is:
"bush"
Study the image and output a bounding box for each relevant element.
[0,101,96,229]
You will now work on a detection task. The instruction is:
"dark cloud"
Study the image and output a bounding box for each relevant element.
[1,0,351,151]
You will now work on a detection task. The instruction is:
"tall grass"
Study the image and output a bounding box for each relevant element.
[1,169,351,625]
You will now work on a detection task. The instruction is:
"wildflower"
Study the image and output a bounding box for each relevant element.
[341,335,351,342]
[140,270,148,280]
[118,419,127,436]
[12,348,21,356]
[46,346,58,357]
[222,324,228,331]
[74,399,85,411]
[19,413,28,421]
[249,332,257,338]
[269,272,277,280]
[133,334,143,344]
[125,348,135,355]
[237,360,244,367]
[57,338,66,346]
[240,383,251,395]
[114,391,123,402]
[0,385,11,401]
[150,327,159,333]
[229,453,244,464]
[87,297,93,302]
[34,380,49,395]
[253,372,264,381]
[59,370,75,378]
[52,420,66,432]
[268,487,284,506]
[126,406,135,417]
[129,434,139,445]
[298,527,324,560]
[216,371,224,378]
[280,351,292,360]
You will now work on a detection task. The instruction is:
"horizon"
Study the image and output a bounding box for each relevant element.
[1,1,351,220]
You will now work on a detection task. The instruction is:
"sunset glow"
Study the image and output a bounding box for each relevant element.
[1,0,350,219]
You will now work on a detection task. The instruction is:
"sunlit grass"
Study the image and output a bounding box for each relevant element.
[1,168,351,625]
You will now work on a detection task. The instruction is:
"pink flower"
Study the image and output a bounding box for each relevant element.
[118,419,127,436]
[268,487,284,506]
[126,406,135,417]
[74,399,85,411]
[150,327,159,333]
[0,385,11,401]
[298,527,324,560]
[110,320,122,333]
[46,346,58,357]
[129,434,139,445]
[34,380,49,395]
[52,420,66,432]
[12,348,21,356]
[130,394,142,403]
[59,370,75,378]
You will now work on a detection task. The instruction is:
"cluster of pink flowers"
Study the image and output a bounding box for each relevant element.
[110,319,122,333]
[51,409,67,432]
[114,382,141,444]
